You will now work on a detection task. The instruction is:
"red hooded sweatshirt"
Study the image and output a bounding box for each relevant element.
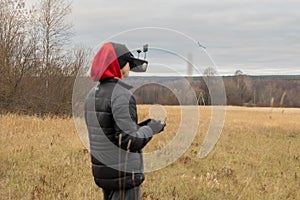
[90,43,122,81]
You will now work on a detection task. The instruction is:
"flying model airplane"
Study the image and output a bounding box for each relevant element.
[198,42,207,49]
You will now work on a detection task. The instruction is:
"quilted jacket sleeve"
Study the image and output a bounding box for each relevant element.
[111,88,153,152]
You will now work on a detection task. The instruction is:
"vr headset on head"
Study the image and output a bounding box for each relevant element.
[112,43,149,72]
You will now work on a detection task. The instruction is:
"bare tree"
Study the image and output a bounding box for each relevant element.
[203,66,218,76]
[234,69,243,76]
[234,72,252,104]
[0,0,35,107]
[23,0,75,114]
[30,0,73,75]
[0,0,89,115]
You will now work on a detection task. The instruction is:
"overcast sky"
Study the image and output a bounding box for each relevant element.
[26,0,300,76]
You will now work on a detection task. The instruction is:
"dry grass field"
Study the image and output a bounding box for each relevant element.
[1,106,300,200]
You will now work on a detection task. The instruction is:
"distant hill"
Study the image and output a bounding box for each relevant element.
[125,75,300,82]
[125,75,300,107]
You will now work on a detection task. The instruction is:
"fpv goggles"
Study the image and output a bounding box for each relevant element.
[112,43,149,72]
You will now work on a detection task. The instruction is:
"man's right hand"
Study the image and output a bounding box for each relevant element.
[147,119,166,135]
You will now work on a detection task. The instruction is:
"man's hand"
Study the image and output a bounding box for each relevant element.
[147,119,166,135]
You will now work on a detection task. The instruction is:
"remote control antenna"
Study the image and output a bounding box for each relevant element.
[137,49,141,59]
[143,44,148,60]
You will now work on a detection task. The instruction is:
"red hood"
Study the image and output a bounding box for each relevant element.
[90,42,122,81]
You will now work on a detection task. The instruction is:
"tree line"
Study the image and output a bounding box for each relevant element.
[0,0,87,115]
[130,75,300,108]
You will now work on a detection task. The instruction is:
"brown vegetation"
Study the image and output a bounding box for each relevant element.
[0,0,87,115]
[1,106,300,199]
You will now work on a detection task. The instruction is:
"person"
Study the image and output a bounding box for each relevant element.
[84,42,166,200]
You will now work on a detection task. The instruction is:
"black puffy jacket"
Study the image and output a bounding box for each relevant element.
[84,78,154,190]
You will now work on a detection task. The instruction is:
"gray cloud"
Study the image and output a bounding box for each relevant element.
[27,0,300,75]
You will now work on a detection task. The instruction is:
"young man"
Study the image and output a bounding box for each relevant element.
[84,42,166,200]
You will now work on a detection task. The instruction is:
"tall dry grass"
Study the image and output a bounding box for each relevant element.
[1,106,300,199]
[0,114,100,200]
